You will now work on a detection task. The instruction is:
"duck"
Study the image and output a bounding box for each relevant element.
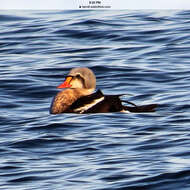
[50,67,157,114]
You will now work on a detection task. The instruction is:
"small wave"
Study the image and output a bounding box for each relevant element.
[0,14,32,22]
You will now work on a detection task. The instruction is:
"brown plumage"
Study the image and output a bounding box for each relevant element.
[50,88,93,114]
[50,67,157,114]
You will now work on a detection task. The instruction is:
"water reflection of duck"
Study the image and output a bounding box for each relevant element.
[50,67,157,114]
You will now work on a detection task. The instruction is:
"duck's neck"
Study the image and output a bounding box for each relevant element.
[77,88,94,96]
[65,88,94,100]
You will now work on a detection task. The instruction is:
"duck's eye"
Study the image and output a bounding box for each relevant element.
[76,74,81,78]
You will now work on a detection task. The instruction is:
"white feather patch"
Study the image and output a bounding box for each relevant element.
[74,97,104,113]
[120,109,130,113]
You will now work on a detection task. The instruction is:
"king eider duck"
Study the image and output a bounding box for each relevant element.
[50,67,157,114]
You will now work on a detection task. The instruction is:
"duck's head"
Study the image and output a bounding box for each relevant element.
[57,67,96,91]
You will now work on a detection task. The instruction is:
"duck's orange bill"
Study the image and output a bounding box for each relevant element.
[57,76,72,88]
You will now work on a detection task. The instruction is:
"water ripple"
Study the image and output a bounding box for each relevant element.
[1,10,190,190]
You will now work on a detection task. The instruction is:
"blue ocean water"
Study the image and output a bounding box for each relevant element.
[0,10,190,190]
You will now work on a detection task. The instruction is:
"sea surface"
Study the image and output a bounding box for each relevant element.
[1,10,190,190]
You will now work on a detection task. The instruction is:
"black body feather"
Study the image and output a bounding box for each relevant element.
[65,90,157,113]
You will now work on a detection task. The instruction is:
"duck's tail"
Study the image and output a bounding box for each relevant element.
[122,100,157,113]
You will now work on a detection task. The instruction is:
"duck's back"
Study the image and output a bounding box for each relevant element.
[66,90,124,113]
